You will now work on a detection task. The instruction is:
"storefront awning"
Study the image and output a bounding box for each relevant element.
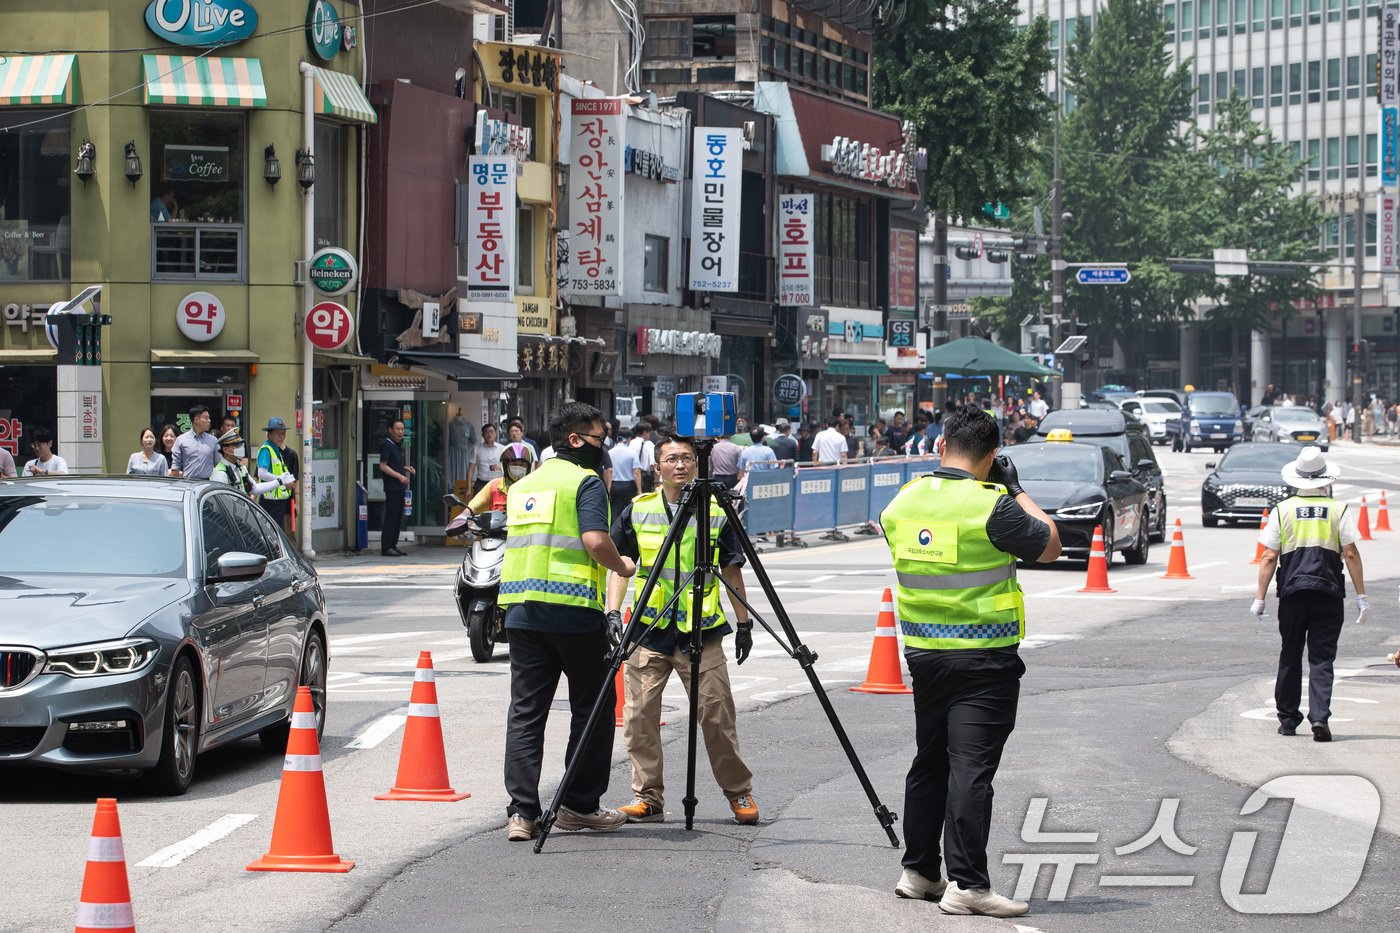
[0,54,77,105]
[143,55,267,108]
[307,65,378,124]
[0,348,58,362]
[826,358,890,376]
[151,349,259,363]
[314,350,375,366]
[395,351,519,389]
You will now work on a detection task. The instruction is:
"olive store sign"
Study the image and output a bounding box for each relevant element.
[146,0,259,47]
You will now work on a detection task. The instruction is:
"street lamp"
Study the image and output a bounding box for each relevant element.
[73,140,95,183]
[264,144,282,187]
[295,148,316,189]
[123,142,142,186]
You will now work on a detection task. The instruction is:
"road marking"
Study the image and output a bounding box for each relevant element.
[346,712,408,749]
[1240,706,1352,722]
[331,631,436,647]
[1030,561,1227,598]
[136,814,257,868]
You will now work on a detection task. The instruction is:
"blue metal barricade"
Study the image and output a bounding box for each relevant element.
[743,465,795,535]
[792,466,839,532]
[835,463,871,526]
[868,459,907,518]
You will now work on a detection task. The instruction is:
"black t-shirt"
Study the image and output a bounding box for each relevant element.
[611,494,744,653]
[504,474,612,634]
[380,437,407,492]
[768,433,798,463]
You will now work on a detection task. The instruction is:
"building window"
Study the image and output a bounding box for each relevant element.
[1346,55,1361,99]
[1366,132,1378,173]
[644,18,690,59]
[1327,0,1341,21]
[1270,0,1284,26]
[1252,0,1266,29]
[1182,1,1194,38]
[1198,73,1212,114]
[1345,135,1360,178]
[495,91,538,161]
[1308,0,1322,23]
[1326,58,1341,101]
[775,42,790,72]
[642,68,689,84]
[644,235,668,292]
[150,110,245,280]
[516,207,534,294]
[1288,62,1303,105]
[693,15,737,59]
[1306,139,1320,181]
[314,122,343,251]
[0,109,71,283]
[1251,67,1265,108]
[1325,136,1340,180]
[1367,53,1379,98]
[1270,64,1284,107]
[1165,2,1177,35]
[1306,60,1321,102]
[1289,0,1303,25]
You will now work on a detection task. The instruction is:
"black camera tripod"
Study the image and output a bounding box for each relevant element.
[534,438,898,852]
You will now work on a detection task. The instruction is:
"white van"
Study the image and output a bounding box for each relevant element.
[615,396,642,429]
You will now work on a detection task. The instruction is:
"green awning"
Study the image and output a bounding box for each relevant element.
[826,358,890,376]
[308,65,377,123]
[0,54,77,105]
[143,55,267,108]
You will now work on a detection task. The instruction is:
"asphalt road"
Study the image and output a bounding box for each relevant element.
[6,441,1400,931]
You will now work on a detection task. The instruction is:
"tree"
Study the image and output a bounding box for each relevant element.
[873,0,1053,221]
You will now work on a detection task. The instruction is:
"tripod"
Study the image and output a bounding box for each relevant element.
[534,438,899,852]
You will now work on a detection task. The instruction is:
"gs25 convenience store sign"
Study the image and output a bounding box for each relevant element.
[146,0,259,46]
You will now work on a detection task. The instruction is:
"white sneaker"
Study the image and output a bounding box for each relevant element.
[937,882,1029,917]
[894,867,948,901]
[555,805,627,832]
[506,814,538,841]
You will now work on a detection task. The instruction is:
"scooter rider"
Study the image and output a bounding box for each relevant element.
[466,442,535,514]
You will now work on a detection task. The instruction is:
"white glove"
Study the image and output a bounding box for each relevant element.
[1355,594,1369,625]
[280,472,296,486]
[1250,598,1267,623]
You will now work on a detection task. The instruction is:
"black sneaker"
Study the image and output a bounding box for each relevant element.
[1312,722,1332,742]
[1277,724,1296,736]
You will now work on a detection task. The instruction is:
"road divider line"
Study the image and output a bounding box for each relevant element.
[331,631,436,647]
[136,814,257,868]
[346,712,408,749]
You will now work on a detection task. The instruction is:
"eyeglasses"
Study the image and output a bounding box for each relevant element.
[661,456,697,466]
[575,432,606,443]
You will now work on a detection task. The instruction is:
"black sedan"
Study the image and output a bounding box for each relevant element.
[0,477,329,794]
[1201,443,1300,526]
[1003,441,1151,564]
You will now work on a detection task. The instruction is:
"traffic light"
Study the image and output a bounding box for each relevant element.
[1353,339,1372,374]
[1168,260,1214,275]
[954,245,980,260]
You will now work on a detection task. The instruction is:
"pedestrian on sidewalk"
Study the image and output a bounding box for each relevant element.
[378,419,414,557]
[881,408,1061,917]
[257,417,297,535]
[1250,446,1367,743]
[500,402,637,841]
[605,434,757,826]
[168,405,218,479]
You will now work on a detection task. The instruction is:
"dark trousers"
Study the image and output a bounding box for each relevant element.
[903,649,1024,888]
[1276,591,1345,728]
[381,487,404,553]
[504,627,616,820]
[609,481,638,519]
[260,497,292,536]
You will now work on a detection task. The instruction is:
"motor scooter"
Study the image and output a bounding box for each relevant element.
[444,494,508,662]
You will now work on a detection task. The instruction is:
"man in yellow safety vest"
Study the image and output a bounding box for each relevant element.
[881,408,1060,918]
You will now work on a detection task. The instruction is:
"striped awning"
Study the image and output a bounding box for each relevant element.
[0,54,77,105]
[308,66,377,124]
[142,55,267,108]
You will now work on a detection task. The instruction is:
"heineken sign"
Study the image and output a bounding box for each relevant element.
[307,247,358,297]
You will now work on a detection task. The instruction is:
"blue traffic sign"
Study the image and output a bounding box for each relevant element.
[1076,267,1131,285]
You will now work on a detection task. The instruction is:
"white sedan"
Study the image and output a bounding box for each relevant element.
[1118,398,1181,445]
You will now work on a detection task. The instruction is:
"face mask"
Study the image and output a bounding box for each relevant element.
[506,464,529,482]
[233,446,246,459]
[560,440,605,475]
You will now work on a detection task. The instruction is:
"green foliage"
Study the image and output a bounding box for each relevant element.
[873,0,1054,221]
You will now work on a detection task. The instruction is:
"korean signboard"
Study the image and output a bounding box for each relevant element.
[1380,191,1400,273]
[1384,107,1399,188]
[889,229,918,311]
[568,98,626,296]
[688,127,742,292]
[778,194,814,307]
[457,298,518,374]
[466,155,516,302]
[1382,8,1400,107]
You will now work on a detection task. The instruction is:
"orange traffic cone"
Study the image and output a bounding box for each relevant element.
[1377,492,1393,532]
[1079,524,1116,593]
[614,607,631,726]
[1162,519,1194,579]
[1358,497,1373,541]
[75,798,134,933]
[1250,509,1270,564]
[850,588,913,694]
[376,652,470,802]
[247,686,355,872]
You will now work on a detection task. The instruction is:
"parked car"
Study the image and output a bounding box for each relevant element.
[1242,405,1268,440]
[0,477,328,794]
[1002,439,1151,564]
[1032,408,1168,541]
[1090,385,1138,405]
[1139,388,1188,407]
[1249,406,1330,451]
[1200,443,1300,527]
[1167,391,1244,453]
[1117,397,1181,446]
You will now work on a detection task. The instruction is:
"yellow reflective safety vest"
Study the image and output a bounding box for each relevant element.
[500,458,607,611]
[880,474,1024,649]
[259,441,291,500]
[629,491,727,633]
[1275,495,1345,598]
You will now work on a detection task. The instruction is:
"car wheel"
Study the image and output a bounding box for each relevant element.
[147,654,199,796]
[1100,512,1114,565]
[1123,511,1150,565]
[259,629,328,753]
[1203,514,1219,528]
[1151,494,1168,542]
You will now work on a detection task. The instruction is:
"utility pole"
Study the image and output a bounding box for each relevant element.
[1352,195,1365,443]
[931,214,948,410]
[1045,0,1066,410]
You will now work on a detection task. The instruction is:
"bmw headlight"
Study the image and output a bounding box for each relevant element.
[44,639,160,677]
[1056,501,1105,519]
